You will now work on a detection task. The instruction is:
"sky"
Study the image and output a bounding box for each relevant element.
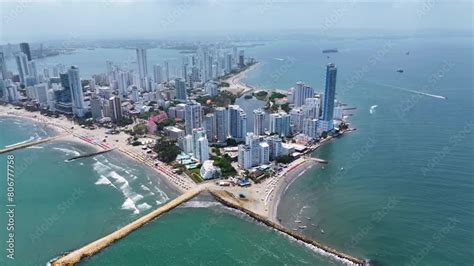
[0,0,472,43]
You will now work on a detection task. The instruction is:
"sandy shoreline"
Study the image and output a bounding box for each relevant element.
[267,159,318,222]
[0,104,192,194]
[222,62,260,95]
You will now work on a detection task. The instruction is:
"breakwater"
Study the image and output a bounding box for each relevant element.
[51,188,202,265]
[66,148,116,162]
[0,135,63,154]
[208,189,367,266]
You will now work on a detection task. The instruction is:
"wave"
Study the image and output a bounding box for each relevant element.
[375,82,447,100]
[27,146,44,149]
[180,201,222,208]
[137,202,152,211]
[273,57,285,61]
[95,175,112,186]
[53,147,81,156]
[121,198,139,214]
[4,136,36,148]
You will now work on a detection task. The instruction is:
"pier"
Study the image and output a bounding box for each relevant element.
[0,135,64,154]
[66,148,116,162]
[208,189,367,266]
[51,188,202,266]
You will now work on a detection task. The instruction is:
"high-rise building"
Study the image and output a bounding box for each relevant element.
[136,48,148,79]
[19,43,32,61]
[67,66,85,117]
[164,61,170,82]
[191,128,209,163]
[253,109,265,135]
[15,52,29,84]
[117,71,128,96]
[321,63,337,131]
[303,118,318,139]
[204,81,218,96]
[204,113,216,142]
[238,144,252,169]
[153,64,163,84]
[238,50,245,68]
[90,97,103,120]
[225,53,232,74]
[215,107,228,143]
[34,83,49,107]
[175,78,187,101]
[294,81,315,107]
[109,96,123,122]
[0,52,7,80]
[302,97,321,119]
[184,100,202,134]
[269,111,291,137]
[290,108,304,133]
[266,135,282,160]
[228,105,247,141]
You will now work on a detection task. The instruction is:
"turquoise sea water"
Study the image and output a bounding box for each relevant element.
[82,199,338,266]
[1,34,473,265]
[0,117,177,265]
[244,36,473,265]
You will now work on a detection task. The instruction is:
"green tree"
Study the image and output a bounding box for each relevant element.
[153,138,180,163]
[133,124,147,135]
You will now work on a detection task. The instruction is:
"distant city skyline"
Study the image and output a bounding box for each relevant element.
[0,0,471,43]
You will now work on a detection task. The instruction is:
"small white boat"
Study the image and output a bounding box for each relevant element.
[321,229,325,234]
[306,217,311,220]
[295,220,302,223]
[292,228,298,231]
[298,225,307,229]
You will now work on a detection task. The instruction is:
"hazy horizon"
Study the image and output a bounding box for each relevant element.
[1,0,472,44]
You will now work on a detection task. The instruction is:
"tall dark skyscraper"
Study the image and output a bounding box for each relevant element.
[322,63,337,122]
[19,42,32,61]
[0,52,7,80]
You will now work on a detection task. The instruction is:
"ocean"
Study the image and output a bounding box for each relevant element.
[1,34,473,265]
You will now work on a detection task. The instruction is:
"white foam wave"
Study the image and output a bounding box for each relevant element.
[180,201,222,208]
[95,175,112,185]
[53,147,81,156]
[137,202,152,211]
[5,136,35,148]
[121,198,139,214]
[27,146,44,149]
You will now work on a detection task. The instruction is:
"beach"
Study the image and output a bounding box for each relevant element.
[222,62,260,95]
[0,104,194,193]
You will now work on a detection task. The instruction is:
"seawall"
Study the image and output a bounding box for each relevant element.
[208,189,367,266]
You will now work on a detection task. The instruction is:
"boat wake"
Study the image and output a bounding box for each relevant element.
[375,82,447,100]
[369,105,378,114]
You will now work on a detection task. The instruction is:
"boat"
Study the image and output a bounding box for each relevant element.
[294,220,302,223]
[292,228,299,231]
[298,225,307,229]
[311,223,317,227]
[397,69,404,73]
[321,229,325,234]
[306,217,311,220]
[322,48,338,53]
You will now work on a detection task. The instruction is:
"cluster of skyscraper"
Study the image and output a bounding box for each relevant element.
[1,42,249,126]
[237,63,340,169]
